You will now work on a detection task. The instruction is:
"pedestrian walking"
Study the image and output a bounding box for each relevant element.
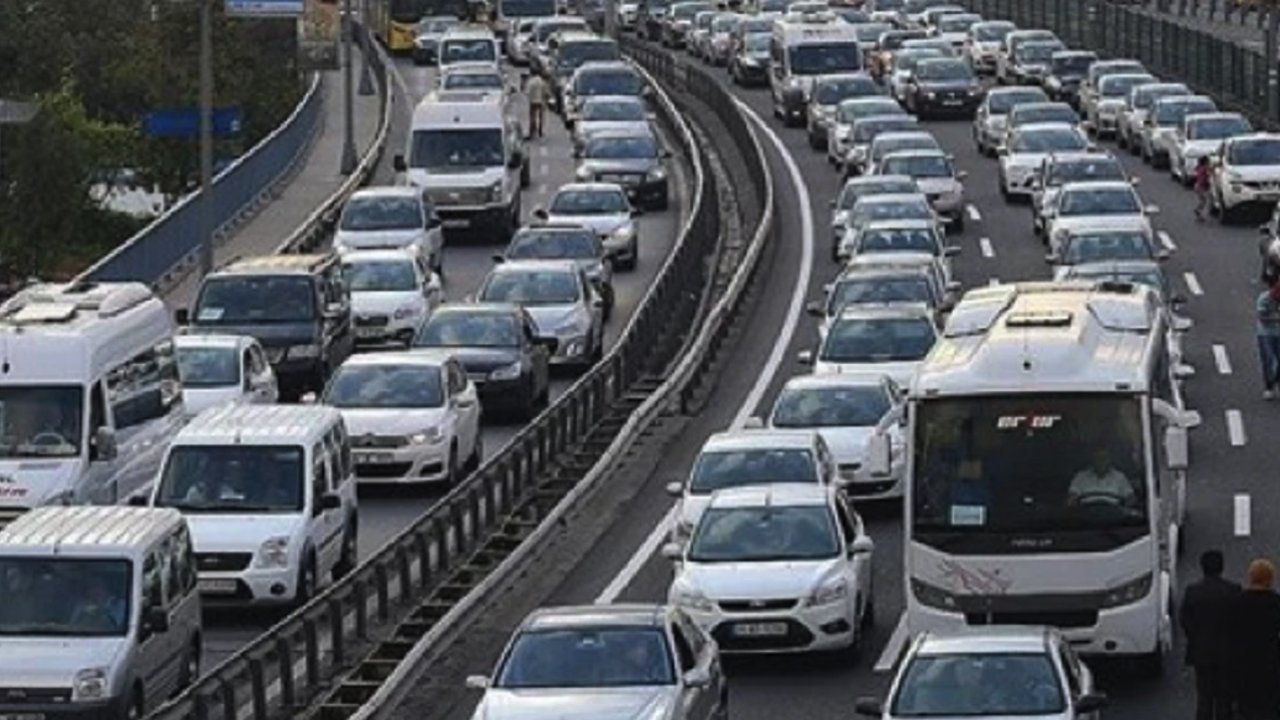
[525,73,548,139]
[1230,559,1280,720]
[1256,281,1280,399]
[1194,155,1212,221]
[1182,550,1241,720]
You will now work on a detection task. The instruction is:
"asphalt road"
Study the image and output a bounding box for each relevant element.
[441,40,1280,720]
[198,52,690,670]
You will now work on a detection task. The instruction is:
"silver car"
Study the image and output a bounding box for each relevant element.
[476,259,606,367]
[972,86,1049,157]
[871,149,967,231]
[539,182,641,270]
[467,605,726,720]
[573,95,654,152]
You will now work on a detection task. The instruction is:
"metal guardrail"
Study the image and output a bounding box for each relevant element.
[143,35,721,720]
[967,0,1280,130]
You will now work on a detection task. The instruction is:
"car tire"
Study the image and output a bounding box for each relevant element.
[333,521,357,580]
[862,597,876,629]
[294,553,317,609]
[446,445,459,487]
[468,434,483,471]
[1136,645,1165,680]
[126,689,145,720]
[950,215,964,233]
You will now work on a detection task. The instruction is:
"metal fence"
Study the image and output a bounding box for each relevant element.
[967,0,1279,129]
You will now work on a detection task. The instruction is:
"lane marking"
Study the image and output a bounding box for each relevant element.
[538,146,549,157]
[1158,230,1177,251]
[535,183,548,194]
[1227,409,1246,446]
[1235,494,1252,537]
[1184,271,1204,296]
[537,164,550,177]
[966,204,981,222]
[1213,344,1233,375]
[594,99,815,604]
[875,612,910,672]
[979,237,994,259]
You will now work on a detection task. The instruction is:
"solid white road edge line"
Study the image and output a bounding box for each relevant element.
[979,237,994,258]
[875,613,910,672]
[594,99,815,605]
[1184,271,1204,296]
[1213,344,1232,375]
[1235,494,1252,537]
[1227,409,1246,447]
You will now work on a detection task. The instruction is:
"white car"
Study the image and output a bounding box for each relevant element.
[843,115,922,176]
[1031,152,1129,238]
[665,430,834,543]
[476,259,606,366]
[810,261,954,338]
[872,150,968,231]
[1116,82,1188,152]
[932,12,980,48]
[1003,39,1064,86]
[998,123,1090,199]
[1087,73,1156,139]
[573,95,654,152]
[1044,181,1159,254]
[839,218,958,283]
[767,374,906,499]
[1045,225,1166,268]
[1169,111,1252,185]
[1002,101,1081,146]
[322,351,481,485]
[1211,133,1280,222]
[827,97,909,166]
[342,248,442,348]
[1139,95,1217,169]
[866,131,944,178]
[665,484,874,654]
[838,193,940,262]
[438,61,508,96]
[806,73,885,151]
[855,627,1106,720]
[800,304,939,387]
[538,183,640,270]
[506,18,537,64]
[174,334,278,415]
[963,20,1015,74]
[972,86,1049,156]
[1078,58,1146,122]
[334,187,445,275]
[830,175,921,258]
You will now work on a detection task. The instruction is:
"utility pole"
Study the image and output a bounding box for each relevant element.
[1268,1,1280,121]
[199,0,215,277]
[358,0,375,96]
[340,0,358,174]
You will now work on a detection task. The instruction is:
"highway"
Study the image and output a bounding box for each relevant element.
[425,34,1279,720]
[198,51,691,669]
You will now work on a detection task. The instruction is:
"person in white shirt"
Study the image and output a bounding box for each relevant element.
[1067,448,1135,506]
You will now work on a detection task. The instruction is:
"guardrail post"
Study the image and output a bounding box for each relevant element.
[219,679,236,720]
[304,616,321,688]
[415,528,433,589]
[276,637,296,709]
[249,657,268,720]
[329,599,346,666]
[376,562,391,621]
[355,579,370,639]
[397,545,414,603]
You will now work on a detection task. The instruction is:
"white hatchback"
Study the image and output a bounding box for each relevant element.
[341,248,442,348]
[174,334,278,416]
[334,187,445,275]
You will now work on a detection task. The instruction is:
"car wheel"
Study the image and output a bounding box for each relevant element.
[950,215,964,233]
[446,445,458,486]
[468,434,483,471]
[126,690,145,720]
[1136,645,1165,680]
[333,522,357,580]
[294,554,317,609]
[862,597,876,629]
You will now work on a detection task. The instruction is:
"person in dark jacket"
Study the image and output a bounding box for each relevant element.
[1182,550,1240,720]
[1232,558,1280,720]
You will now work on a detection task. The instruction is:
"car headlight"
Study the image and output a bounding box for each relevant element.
[1100,573,1153,609]
[489,361,522,381]
[925,90,937,99]
[671,582,715,612]
[646,166,666,181]
[288,343,321,359]
[1227,170,1244,183]
[611,224,636,243]
[575,165,593,180]
[410,426,445,445]
[72,667,108,702]
[255,536,291,569]
[806,577,848,607]
[741,56,760,67]
[394,304,422,321]
[488,179,503,203]
[911,578,961,610]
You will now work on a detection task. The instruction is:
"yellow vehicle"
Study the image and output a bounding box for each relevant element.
[372,0,470,53]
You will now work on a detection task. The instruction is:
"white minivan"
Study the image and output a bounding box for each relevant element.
[148,404,358,607]
[0,506,202,719]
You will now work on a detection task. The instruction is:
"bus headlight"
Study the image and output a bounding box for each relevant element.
[1100,573,1153,609]
[910,578,961,610]
[73,668,108,702]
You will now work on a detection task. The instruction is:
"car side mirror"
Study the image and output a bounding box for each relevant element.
[631,208,643,217]
[1145,204,1160,215]
[848,535,875,556]
[956,170,968,180]
[144,607,170,634]
[742,416,765,429]
[1156,249,1171,262]
[1074,692,1108,714]
[128,493,149,507]
[684,667,712,688]
[665,481,684,497]
[1261,224,1273,236]
[797,350,815,365]
[997,145,1009,156]
[508,152,523,169]
[661,542,683,560]
[1130,176,1142,186]
[393,154,408,173]
[319,493,342,511]
[854,698,884,718]
[532,207,549,221]
[1045,252,1059,264]
[324,303,344,319]
[465,675,491,689]
[805,300,825,317]
[174,308,190,325]
[492,253,507,263]
[865,433,892,477]
[944,246,961,257]
[426,214,442,230]
[1173,315,1193,332]
[93,427,117,462]
[1164,425,1189,470]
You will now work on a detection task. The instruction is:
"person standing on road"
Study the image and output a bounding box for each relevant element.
[1194,156,1212,222]
[1231,559,1280,720]
[1256,280,1280,399]
[525,73,548,140]
[1182,550,1240,720]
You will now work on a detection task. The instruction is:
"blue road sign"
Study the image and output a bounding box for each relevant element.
[225,0,305,17]
[143,107,244,139]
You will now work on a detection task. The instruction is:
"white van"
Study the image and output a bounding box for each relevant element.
[394,90,529,242]
[148,404,358,607]
[769,19,864,125]
[0,506,202,719]
[439,26,501,69]
[0,281,186,523]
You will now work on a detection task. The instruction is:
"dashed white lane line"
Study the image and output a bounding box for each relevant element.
[979,237,994,258]
[1184,271,1204,296]
[1213,344,1233,375]
[536,164,550,177]
[1235,494,1253,537]
[966,204,981,222]
[595,99,815,605]
[538,146,549,157]
[875,613,910,672]
[1158,231,1177,251]
[1227,409,1247,447]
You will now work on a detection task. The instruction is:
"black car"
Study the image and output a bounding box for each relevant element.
[729,33,770,87]
[413,304,551,419]
[903,57,983,119]
[179,254,354,400]
[640,0,675,42]
[1044,50,1097,107]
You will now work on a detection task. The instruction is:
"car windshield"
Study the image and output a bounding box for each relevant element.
[822,316,936,362]
[838,101,904,123]
[551,190,628,214]
[343,260,418,292]
[509,230,599,259]
[788,44,862,75]
[1051,54,1094,74]
[690,448,818,493]
[410,129,504,169]
[585,135,658,159]
[1062,232,1153,263]
[324,364,444,408]
[772,384,891,427]
[1057,188,1141,215]
[0,386,83,458]
[417,312,520,348]
[442,72,503,90]
[195,276,315,324]
[1068,266,1165,293]
[582,100,646,121]
[1155,100,1215,126]
[481,270,580,304]
[441,38,496,64]
[156,445,305,513]
[497,628,674,688]
[973,23,1012,41]
[829,275,935,311]
[1012,106,1077,126]
[688,505,840,562]
[340,196,421,231]
[0,558,131,637]
[851,199,932,225]
[1046,159,1126,186]
[837,181,918,208]
[987,90,1046,114]
[1188,116,1250,140]
[559,41,620,71]
[1230,138,1280,166]
[915,60,971,81]
[1100,75,1152,97]
[1010,128,1086,153]
[892,653,1065,717]
[502,0,556,16]
[815,77,880,104]
[176,346,240,388]
[912,395,1148,535]
[577,70,644,96]
[859,226,940,253]
[882,155,952,178]
[1016,42,1060,63]
[853,118,919,142]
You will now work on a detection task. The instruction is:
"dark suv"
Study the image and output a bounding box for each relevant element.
[178,254,354,400]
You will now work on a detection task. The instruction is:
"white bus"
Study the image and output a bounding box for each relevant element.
[865,281,1199,673]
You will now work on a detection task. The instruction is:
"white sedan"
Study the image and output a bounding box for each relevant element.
[800,304,939,388]
[537,183,640,270]
[477,259,606,367]
[999,123,1090,199]
[342,248,442,348]
[1044,181,1159,254]
[334,186,445,274]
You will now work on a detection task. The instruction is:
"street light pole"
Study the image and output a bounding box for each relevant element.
[340,0,358,174]
[199,0,215,277]
[358,0,375,97]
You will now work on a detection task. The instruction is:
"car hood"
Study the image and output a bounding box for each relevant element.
[436,346,522,374]
[1050,214,1151,238]
[524,304,583,333]
[340,407,447,439]
[408,165,505,189]
[814,426,875,464]
[1228,164,1280,181]
[187,323,315,348]
[1004,151,1050,170]
[1097,97,1126,110]
[186,513,306,554]
[680,558,841,600]
[473,686,678,720]
[334,228,425,251]
[915,177,961,195]
[0,638,128,688]
[352,291,423,316]
[184,386,247,416]
[579,158,657,175]
[545,212,629,235]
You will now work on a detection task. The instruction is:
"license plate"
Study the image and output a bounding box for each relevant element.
[443,218,470,229]
[942,99,963,106]
[198,578,238,595]
[732,622,788,637]
[356,327,385,339]
[357,452,394,464]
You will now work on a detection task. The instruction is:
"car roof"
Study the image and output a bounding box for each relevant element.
[341,349,453,368]
[702,429,818,452]
[340,248,421,264]
[555,182,629,194]
[835,302,933,320]
[780,372,891,391]
[488,258,582,274]
[349,186,422,201]
[706,483,832,510]
[581,94,646,106]
[915,627,1053,656]
[854,192,930,206]
[860,218,938,231]
[847,252,940,270]
[429,303,522,318]
[523,604,668,631]
[1052,50,1095,58]
[880,148,949,161]
[843,174,917,188]
[1059,179,1138,192]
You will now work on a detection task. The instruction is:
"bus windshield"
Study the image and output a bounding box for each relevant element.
[912,395,1148,543]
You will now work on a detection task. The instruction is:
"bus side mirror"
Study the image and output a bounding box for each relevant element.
[1164,426,1189,470]
[865,433,892,478]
